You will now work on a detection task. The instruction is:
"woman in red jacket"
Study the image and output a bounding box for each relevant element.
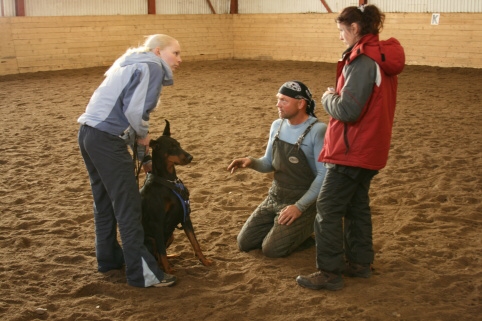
[296,4,405,291]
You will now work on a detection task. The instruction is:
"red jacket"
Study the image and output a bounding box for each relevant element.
[319,34,405,170]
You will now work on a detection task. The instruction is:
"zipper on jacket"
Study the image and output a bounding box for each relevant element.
[344,123,350,155]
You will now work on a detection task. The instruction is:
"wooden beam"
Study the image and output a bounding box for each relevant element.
[147,0,156,14]
[206,0,216,14]
[15,0,25,16]
[230,0,238,14]
[320,0,332,13]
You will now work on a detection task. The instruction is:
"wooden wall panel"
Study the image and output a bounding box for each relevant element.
[383,13,482,68]
[233,13,482,69]
[0,14,233,75]
[0,19,18,75]
[0,12,481,76]
[232,14,343,63]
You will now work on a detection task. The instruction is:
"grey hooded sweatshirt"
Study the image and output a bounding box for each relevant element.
[78,51,173,139]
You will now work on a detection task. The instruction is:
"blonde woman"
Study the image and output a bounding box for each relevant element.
[77,34,181,288]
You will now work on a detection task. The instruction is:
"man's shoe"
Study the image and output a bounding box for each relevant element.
[343,262,372,278]
[296,270,344,291]
[152,273,177,287]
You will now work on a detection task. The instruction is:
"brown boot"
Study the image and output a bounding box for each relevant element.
[343,262,372,278]
[296,270,344,291]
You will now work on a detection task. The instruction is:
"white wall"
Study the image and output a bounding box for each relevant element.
[371,0,482,13]
[156,0,230,14]
[1,0,481,17]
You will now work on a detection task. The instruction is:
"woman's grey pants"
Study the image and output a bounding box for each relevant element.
[78,125,165,287]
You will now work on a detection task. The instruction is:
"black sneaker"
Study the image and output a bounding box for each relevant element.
[152,273,177,287]
[343,262,372,278]
[296,270,344,291]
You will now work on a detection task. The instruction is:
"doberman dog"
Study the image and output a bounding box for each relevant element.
[140,120,212,274]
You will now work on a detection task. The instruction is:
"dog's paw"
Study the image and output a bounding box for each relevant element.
[167,253,181,259]
[161,265,176,274]
[200,258,213,267]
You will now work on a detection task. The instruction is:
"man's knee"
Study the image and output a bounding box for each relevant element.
[262,240,289,258]
[262,247,286,258]
[237,232,251,252]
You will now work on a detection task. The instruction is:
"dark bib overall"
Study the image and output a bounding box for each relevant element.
[271,119,317,201]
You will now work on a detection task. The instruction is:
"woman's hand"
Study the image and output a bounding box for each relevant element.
[142,161,152,174]
[137,134,151,155]
[322,86,336,99]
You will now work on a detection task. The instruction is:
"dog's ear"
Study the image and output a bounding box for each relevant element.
[163,119,171,137]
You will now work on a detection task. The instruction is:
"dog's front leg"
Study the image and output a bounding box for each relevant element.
[183,220,213,267]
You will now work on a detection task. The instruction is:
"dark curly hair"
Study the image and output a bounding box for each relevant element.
[336,5,385,36]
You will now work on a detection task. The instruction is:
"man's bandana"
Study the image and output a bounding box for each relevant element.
[278,81,316,117]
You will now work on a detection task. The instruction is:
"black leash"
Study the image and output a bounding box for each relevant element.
[133,139,143,188]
